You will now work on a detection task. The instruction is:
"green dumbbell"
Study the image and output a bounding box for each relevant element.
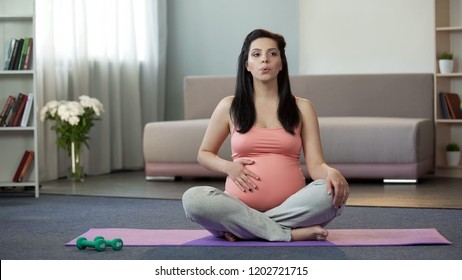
[76,237,107,252]
[94,236,124,251]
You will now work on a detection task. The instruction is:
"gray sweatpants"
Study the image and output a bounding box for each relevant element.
[182,179,343,242]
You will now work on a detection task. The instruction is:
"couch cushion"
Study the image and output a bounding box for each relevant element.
[318,117,434,163]
[184,74,434,120]
[143,117,434,179]
[144,117,433,165]
[290,74,433,118]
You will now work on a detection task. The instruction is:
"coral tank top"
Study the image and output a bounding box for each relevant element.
[225,126,306,211]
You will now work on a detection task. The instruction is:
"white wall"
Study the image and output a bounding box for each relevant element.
[166,0,299,120]
[299,0,435,74]
[165,0,437,120]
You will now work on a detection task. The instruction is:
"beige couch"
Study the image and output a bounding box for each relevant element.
[143,74,434,181]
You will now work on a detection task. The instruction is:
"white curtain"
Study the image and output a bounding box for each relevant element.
[35,0,167,180]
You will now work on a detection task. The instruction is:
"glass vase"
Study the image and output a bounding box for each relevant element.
[68,141,85,182]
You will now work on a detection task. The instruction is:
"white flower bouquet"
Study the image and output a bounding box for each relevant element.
[41,95,104,181]
[40,95,104,150]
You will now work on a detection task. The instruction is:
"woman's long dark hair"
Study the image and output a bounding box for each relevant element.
[230,29,300,134]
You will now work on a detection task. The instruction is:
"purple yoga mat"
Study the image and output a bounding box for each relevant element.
[66,228,451,247]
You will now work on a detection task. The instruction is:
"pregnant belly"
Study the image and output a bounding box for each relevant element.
[225,155,305,212]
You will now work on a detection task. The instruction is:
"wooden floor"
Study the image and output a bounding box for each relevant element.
[29,170,462,209]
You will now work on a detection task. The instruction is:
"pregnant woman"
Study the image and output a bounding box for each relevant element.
[182,29,349,242]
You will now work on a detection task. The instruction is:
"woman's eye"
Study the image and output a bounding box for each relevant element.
[251,53,260,57]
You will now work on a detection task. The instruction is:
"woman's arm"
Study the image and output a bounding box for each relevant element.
[297,98,349,208]
[197,96,259,192]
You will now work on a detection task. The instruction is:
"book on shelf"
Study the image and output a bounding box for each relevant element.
[3,38,16,70]
[12,93,28,126]
[439,92,450,119]
[20,93,34,127]
[18,37,29,70]
[439,92,462,119]
[12,150,30,182]
[444,92,462,119]
[3,99,18,126]
[9,38,23,70]
[3,37,33,71]
[22,38,33,70]
[3,93,27,127]
[6,39,19,70]
[0,95,15,126]
[18,150,34,182]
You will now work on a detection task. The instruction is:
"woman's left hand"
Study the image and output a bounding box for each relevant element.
[326,168,349,208]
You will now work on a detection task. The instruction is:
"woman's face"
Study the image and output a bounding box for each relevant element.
[246,37,283,82]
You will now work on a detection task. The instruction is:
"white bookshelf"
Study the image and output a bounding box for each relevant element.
[0,0,38,196]
[434,0,462,177]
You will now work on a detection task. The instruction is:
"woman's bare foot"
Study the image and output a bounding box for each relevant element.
[222,232,239,242]
[290,225,328,241]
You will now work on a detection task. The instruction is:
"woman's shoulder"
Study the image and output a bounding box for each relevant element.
[211,96,234,118]
[295,96,315,111]
[295,96,318,125]
[214,96,234,111]
[220,95,234,105]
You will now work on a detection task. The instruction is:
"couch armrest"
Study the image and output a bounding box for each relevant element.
[143,119,231,163]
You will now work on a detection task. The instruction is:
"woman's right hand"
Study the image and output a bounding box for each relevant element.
[226,159,260,192]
